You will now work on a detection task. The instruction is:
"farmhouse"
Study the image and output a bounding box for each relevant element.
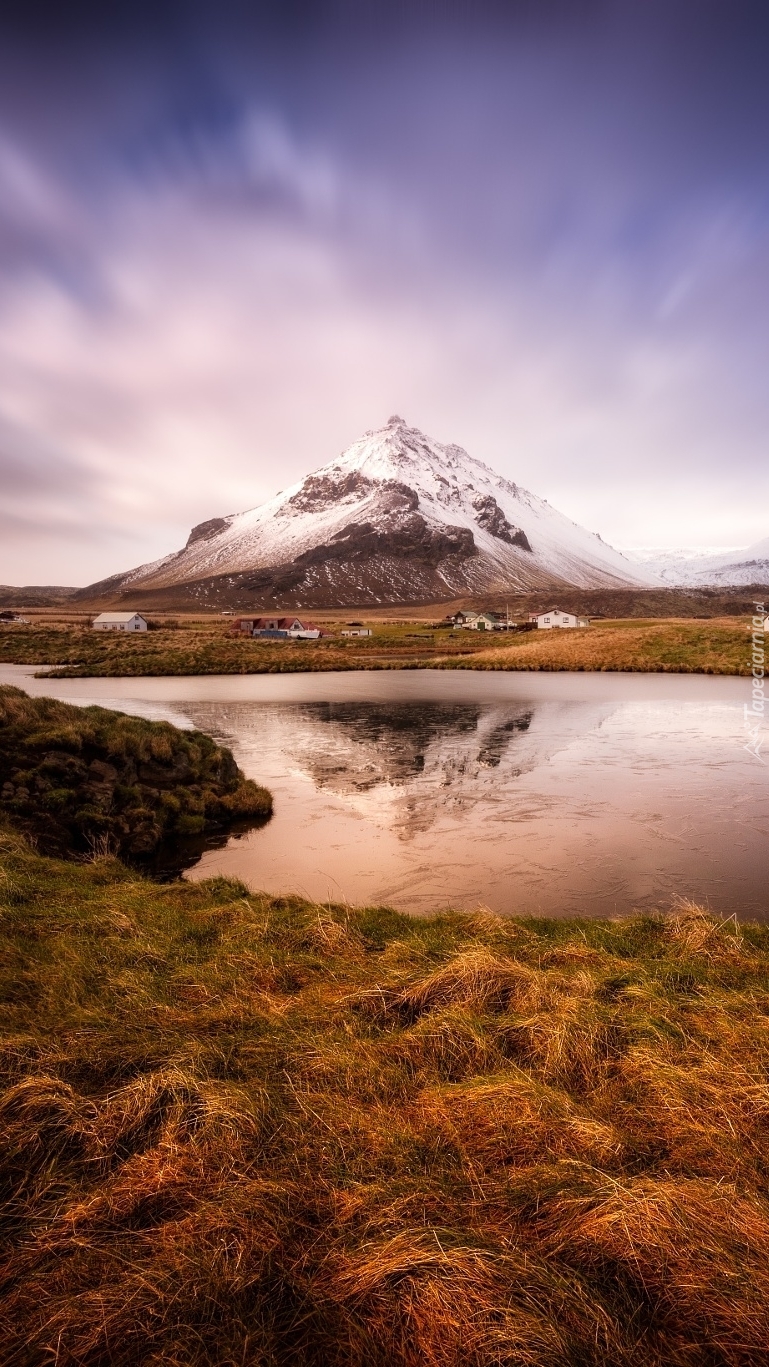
[452,611,514,631]
[232,617,321,639]
[529,609,589,629]
[92,612,148,632]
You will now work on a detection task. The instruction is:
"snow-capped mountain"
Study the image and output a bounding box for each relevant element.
[83,417,660,607]
[630,538,769,588]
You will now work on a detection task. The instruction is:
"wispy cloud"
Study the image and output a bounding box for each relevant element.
[0,2,768,582]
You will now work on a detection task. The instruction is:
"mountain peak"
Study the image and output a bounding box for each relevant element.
[338,418,482,492]
[85,419,660,607]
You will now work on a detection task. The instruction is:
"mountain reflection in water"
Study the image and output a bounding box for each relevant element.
[176,689,767,920]
[296,703,533,795]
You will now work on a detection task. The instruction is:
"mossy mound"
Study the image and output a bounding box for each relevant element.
[0,685,272,861]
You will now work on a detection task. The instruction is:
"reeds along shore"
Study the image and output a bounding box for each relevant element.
[2,823,769,1366]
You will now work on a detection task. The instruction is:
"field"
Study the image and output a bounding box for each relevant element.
[449,617,755,674]
[0,614,756,676]
[2,824,769,1364]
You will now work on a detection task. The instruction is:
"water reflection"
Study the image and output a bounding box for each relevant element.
[1,666,765,919]
[174,689,768,920]
[296,702,532,795]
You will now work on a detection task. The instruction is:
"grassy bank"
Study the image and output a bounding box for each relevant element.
[446,618,754,674]
[2,824,769,1364]
[0,686,271,864]
[0,615,755,676]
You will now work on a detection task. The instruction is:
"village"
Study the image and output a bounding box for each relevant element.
[448,608,590,631]
[80,608,591,636]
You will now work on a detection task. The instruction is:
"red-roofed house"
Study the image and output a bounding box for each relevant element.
[232,617,321,639]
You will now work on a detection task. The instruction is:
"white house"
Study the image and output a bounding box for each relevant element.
[452,611,505,631]
[341,628,372,637]
[92,612,148,632]
[530,609,589,630]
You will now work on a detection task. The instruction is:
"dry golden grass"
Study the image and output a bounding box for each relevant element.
[0,615,755,676]
[447,617,753,674]
[2,826,769,1364]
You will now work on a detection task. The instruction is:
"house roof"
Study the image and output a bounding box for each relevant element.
[455,610,503,620]
[243,617,319,630]
[93,611,145,623]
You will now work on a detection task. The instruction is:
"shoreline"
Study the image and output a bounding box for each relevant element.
[0,616,755,679]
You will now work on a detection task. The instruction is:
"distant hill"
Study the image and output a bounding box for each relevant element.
[0,585,78,608]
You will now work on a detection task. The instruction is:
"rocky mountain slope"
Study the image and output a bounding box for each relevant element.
[78,418,659,608]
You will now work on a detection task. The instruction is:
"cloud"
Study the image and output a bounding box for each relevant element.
[0,6,768,582]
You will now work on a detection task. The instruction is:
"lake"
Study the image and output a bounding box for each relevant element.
[1,664,767,919]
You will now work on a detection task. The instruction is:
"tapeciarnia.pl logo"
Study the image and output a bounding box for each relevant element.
[743,601,766,763]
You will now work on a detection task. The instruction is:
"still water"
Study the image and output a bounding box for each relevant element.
[2,665,767,919]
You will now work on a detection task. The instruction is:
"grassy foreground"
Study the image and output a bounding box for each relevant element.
[0,615,756,675]
[2,827,769,1364]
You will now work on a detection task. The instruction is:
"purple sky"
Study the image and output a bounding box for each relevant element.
[1,0,768,584]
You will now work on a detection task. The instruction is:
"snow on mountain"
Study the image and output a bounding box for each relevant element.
[85,417,660,606]
[630,538,769,588]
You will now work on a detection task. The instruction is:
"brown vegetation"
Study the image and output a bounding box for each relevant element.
[2,824,769,1365]
[453,617,753,674]
[0,614,756,676]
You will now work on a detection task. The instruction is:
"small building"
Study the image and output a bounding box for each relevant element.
[530,609,589,630]
[232,616,321,639]
[92,612,148,632]
[452,611,509,631]
[452,611,478,629]
[341,628,372,637]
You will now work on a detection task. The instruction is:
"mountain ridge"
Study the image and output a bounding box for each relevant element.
[75,417,659,608]
[632,538,769,589]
